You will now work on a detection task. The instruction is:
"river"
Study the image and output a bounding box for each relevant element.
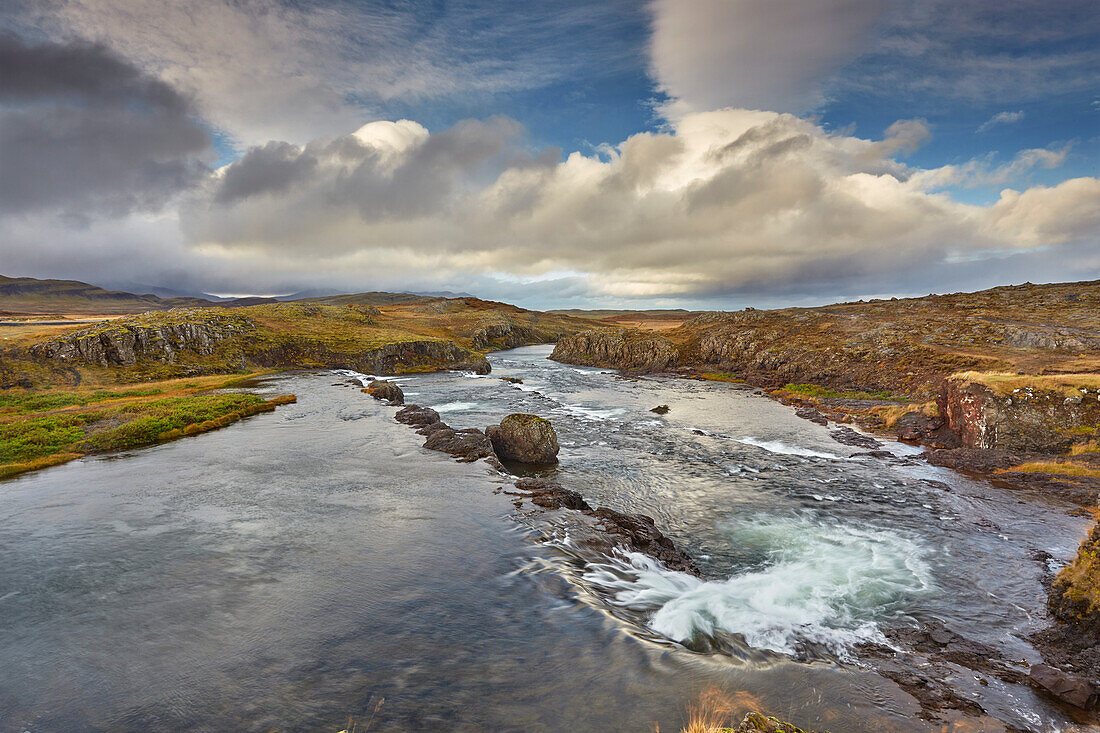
[0,345,1091,731]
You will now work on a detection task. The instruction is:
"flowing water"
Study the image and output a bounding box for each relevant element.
[0,345,1093,732]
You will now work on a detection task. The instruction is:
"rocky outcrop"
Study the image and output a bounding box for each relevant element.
[550,328,677,372]
[364,380,404,405]
[939,376,1100,452]
[486,414,559,464]
[254,337,491,376]
[29,311,254,366]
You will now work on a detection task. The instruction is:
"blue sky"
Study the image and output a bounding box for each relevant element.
[1,0,1098,308]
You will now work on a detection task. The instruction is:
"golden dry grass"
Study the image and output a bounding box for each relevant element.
[997,461,1100,479]
[952,371,1100,396]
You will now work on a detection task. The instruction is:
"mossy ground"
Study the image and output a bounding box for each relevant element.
[0,373,295,479]
[779,383,905,401]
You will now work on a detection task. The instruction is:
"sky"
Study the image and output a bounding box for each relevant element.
[0,0,1098,309]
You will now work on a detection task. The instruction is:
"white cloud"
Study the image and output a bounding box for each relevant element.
[977,110,1025,132]
[177,109,1100,301]
[912,144,1070,189]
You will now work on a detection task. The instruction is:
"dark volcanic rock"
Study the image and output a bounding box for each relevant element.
[423,426,496,462]
[925,447,1022,473]
[928,448,1100,505]
[650,404,671,414]
[394,404,440,427]
[829,426,882,449]
[1029,663,1099,710]
[894,410,960,447]
[794,406,828,425]
[486,413,559,464]
[513,478,591,511]
[590,507,700,576]
[365,379,404,405]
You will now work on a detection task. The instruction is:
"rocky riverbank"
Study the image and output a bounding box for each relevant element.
[550,282,1100,720]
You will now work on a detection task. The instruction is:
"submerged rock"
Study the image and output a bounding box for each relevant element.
[364,379,404,405]
[486,413,559,464]
[829,426,881,449]
[590,507,700,576]
[423,426,496,463]
[794,406,827,425]
[513,478,591,511]
[1029,663,1099,710]
[394,405,440,427]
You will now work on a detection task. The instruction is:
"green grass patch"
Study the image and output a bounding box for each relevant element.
[0,387,163,414]
[700,373,744,383]
[1,390,293,479]
[781,383,903,401]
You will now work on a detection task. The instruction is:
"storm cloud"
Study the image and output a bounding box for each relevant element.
[0,34,210,218]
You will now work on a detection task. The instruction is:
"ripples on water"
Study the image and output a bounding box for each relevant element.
[0,346,1091,732]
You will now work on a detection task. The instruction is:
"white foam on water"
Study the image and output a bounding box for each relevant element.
[582,515,934,657]
[554,403,626,421]
[332,368,375,386]
[433,401,480,413]
[737,436,844,460]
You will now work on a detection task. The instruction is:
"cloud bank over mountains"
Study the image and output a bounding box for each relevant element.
[0,0,1097,307]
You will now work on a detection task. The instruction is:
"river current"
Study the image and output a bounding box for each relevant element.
[0,345,1092,731]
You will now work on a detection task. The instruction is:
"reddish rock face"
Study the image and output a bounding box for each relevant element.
[939,377,1099,453]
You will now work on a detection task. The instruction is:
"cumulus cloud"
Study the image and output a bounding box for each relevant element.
[0,33,210,218]
[912,144,1070,189]
[180,109,1100,302]
[648,0,886,116]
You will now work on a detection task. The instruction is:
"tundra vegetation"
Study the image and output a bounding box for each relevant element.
[0,281,587,478]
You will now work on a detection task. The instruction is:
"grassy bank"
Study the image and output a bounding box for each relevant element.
[0,374,295,479]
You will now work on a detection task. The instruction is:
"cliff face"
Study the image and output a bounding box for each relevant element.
[29,311,254,367]
[939,376,1100,452]
[549,328,677,372]
[24,307,491,378]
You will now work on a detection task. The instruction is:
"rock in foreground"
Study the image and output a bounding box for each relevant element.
[486,413,560,464]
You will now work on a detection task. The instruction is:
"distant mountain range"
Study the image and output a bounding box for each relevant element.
[0,275,477,315]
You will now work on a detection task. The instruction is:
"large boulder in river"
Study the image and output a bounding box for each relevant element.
[486,413,559,464]
[365,379,404,405]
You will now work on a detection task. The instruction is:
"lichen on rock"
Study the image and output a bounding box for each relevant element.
[486,413,560,464]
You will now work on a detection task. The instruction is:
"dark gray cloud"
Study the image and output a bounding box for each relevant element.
[215,141,318,204]
[0,33,210,217]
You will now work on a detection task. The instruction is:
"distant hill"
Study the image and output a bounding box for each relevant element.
[0,275,286,314]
